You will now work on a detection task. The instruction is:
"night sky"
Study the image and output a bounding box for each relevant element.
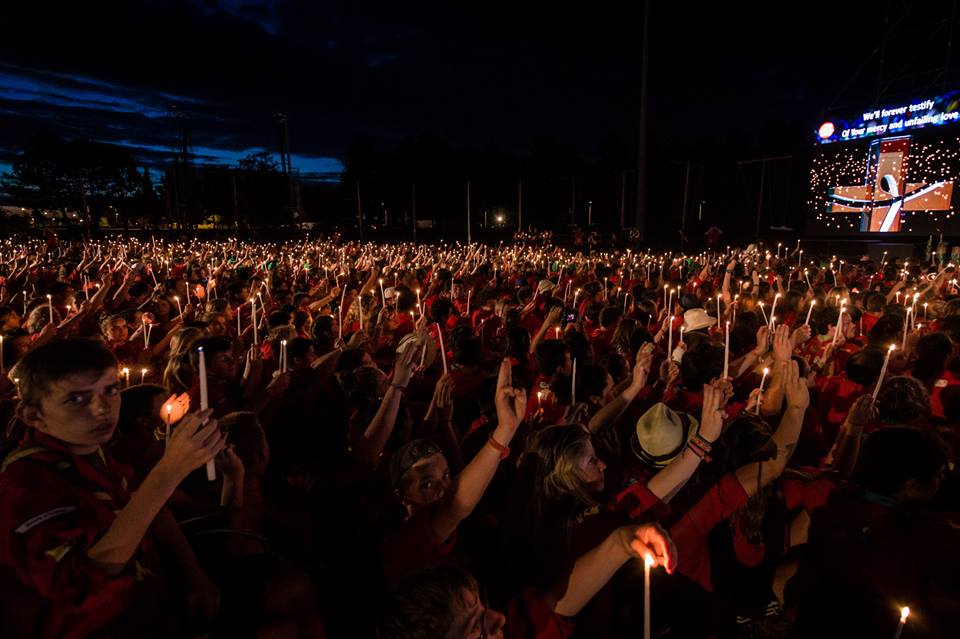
[0,0,947,224]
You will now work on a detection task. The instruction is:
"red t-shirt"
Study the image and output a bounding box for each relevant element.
[381,507,457,590]
[669,473,749,591]
[0,432,172,638]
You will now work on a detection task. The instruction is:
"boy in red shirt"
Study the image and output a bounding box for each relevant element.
[0,338,224,637]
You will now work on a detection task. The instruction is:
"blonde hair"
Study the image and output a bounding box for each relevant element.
[162,326,203,393]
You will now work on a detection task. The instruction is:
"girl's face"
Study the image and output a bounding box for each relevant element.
[575,439,606,493]
[398,452,451,508]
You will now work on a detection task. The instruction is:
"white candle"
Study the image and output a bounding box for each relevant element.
[679,325,685,345]
[165,403,172,449]
[873,344,897,400]
[197,346,216,481]
[770,293,781,330]
[140,368,147,384]
[122,367,130,388]
[281,339,288,373]
[804,300,816,326]
[185,283,191,306]
[436,323,448,374]
[46,294,53,325]
[571,358,577,404]
[174,296,182,317]
[716,294,721,320]
[0,335,5,374]
[923,302,928,321]
[251,298,259,345]
[338,288,347,339]
[756,367,770,415]
[624,293,630,314]
[892,606,910,639]
[644,553,654,639]
[143,318,150,348]
[574,289,580,308]
[758,301,767,325]
[667,316,673,362]
[723,321,730,379]
[466,289,472,316]
[237,309,242,336]
[379,278,385,306]
[902,307,911,349]
[663,284,668,310]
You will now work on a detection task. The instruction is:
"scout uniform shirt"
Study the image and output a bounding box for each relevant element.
[0,430,171,638]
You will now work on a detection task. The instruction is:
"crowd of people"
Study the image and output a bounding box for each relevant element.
[0,233,957,638]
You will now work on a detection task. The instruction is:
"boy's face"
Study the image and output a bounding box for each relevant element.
[20,367,121,455]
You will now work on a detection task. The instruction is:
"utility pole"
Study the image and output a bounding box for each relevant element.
[619,170,626,230]
[356,180,363,242]
[518,180,522,232]
[634,0,651,237]
[570,176,576,225]
[680,160,691,252]
[466,181,472,244]
[755,155,766,242]
[412,183,417,243]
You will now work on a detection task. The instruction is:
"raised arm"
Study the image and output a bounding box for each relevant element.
[555,524,676,617]
[588,346,653,434]
[351,339,419,467]
[430,359,526,542]
[647,379,726,502]
[734,361,809,497]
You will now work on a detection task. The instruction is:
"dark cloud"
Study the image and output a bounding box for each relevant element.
[0,0,932,186]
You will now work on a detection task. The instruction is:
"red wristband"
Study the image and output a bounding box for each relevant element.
[487,434,510,459]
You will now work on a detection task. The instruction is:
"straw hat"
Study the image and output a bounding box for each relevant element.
[537,279,556,295]
[682,308,717,333]
[631,402,699,468]
[397,333,436,369]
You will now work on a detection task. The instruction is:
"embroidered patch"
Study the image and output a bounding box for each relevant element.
[15,506,78,534]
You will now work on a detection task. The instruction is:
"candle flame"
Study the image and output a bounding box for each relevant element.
[900,606,910,622]
[644,553,656,568]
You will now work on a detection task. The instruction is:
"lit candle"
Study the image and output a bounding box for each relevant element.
[679,325,685,345]
[667,316,673,361]
[758,301,767,325]
[770,293,781,330]
[571,358,577,404]
[902,307,911,349]
[663,284,668,310]
[466,289,472,316]
[280,339,288,373]
[624,293,630,314]
[122,367,130,388]
[574,288,580,308]
[46,294,53,325]
[164,403,172,449]
[140,368,147,384]
[644,553,654,639]
[756,367,770,415]
[723,321,730,379]
[143,317,150,348]
[804,300,816,326]
[436,323,448,374]
[338,287,347,339]
[923,302,928,321]
[892,606,910,639]
[832,307,845,347]
[0,335,5,374]
[251,297,259,345]
[197,346,216,481]
[555,326,560,340]
[716,294,721,320]
[237,308,242,336]
[378,278,385,306]
[174,296,182,317]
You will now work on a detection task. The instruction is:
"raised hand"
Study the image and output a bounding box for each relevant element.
[772,324,792,362]
[699,380,724,442]
[617,523,677,574]
[495,358,527,430]
[158,408,226,482]
[783,360,810,411]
